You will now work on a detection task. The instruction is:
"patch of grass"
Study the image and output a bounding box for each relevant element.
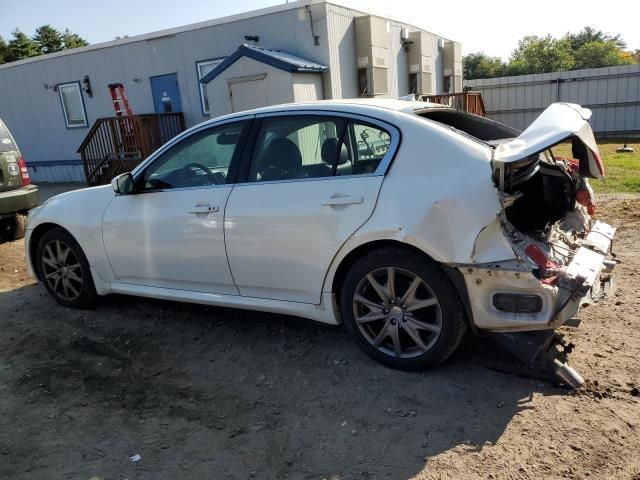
[552,141,640,194]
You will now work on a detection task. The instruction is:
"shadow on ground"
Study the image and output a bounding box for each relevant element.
[0,284,565,479]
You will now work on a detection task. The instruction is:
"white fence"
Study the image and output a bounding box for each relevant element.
[464,64,640,137]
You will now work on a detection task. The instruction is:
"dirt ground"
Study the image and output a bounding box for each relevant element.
[0,194,639,480]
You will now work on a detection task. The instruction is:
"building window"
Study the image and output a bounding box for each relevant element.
[58,82,88,128]
[196,59,223,115]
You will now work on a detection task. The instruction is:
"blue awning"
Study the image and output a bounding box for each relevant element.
[200,44,328,84]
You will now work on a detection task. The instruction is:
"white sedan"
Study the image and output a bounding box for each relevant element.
[26,99,615,372]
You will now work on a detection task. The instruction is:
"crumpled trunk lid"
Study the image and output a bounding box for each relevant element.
[493,102,604,181]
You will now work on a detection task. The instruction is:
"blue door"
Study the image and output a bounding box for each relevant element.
[150,73,182,113]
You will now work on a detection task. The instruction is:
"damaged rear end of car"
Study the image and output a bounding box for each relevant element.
[450,103,616,386]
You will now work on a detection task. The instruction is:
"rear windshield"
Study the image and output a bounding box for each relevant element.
[0,120,18,153]
[416,108,520,142]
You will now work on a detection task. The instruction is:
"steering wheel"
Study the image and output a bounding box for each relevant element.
[180,162,217,186]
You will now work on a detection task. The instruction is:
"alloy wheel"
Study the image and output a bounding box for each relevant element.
[352,267,442,358]
[41,239,84,301]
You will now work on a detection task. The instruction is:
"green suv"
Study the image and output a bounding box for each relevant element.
[0,119,39,241]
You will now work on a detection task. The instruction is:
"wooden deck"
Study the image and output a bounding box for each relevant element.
[78,113,185,186]
[419,92,486,117]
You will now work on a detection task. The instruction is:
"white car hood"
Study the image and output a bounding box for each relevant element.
[494,102,604,179]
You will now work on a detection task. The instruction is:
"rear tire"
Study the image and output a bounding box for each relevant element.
[36,228,97,308]
[340,247,466,371]
[0,213,27,241]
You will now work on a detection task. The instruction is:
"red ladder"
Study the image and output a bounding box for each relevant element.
[108,83,133,116]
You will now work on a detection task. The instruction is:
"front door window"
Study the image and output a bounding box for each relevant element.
[138,121,247,191]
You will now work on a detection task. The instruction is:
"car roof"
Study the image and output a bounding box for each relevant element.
[204,98,448,126]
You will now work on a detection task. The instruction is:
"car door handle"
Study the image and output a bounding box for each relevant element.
[189,203,220,214]
[321,195,364,206]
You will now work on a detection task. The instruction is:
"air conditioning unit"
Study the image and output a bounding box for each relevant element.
[355,15,389,96]
[443,40,463,92]
[407,31,435,95]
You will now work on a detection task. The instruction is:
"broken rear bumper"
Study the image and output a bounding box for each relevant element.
[459,220,616,332]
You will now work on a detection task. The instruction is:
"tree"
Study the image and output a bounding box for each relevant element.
[0,36,9,64]
[463,52,506,80]
[33,25,64,54]
[61,29,88,49]
[567,26,626,51]
[507,35,575,75]
[574,40,633,69]
[7,29,39,61]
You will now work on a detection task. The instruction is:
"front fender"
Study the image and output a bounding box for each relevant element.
[27,185,117,286]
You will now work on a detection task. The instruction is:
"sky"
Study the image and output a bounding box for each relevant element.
[1,0,639,60]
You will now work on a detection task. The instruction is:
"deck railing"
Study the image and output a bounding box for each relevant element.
[419,92,486,117]
[78,113,185,186]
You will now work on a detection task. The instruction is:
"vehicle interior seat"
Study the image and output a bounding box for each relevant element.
[304,138,352,178]
[259,137,304,181]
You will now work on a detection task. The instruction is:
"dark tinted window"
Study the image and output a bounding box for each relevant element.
[418,109,520,141]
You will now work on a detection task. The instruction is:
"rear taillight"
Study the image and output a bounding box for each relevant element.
[17,156,30,186]
[593,150,605,177]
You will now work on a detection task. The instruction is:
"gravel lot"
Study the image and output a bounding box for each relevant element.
[0,191,639,480]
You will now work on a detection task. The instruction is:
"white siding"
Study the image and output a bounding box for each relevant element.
[0,0,457,182]
[324,4,452,99]
[205,57,295,117]
[292,73,324,102]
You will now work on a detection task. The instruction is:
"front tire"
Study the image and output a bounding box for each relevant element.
[36,228,97,308]
[340,247,466,371]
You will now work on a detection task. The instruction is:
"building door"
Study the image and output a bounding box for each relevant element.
[229,75,267,113]
[150,73,182,113]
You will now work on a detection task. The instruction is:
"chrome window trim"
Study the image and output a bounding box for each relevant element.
[248,109,401,182]
[128,183,233,195]
[131,114,255,179]
[131,108,402,189]
[232,172,382,188]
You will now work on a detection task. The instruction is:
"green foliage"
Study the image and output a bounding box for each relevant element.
[0,36,9,64]
[567,26,626,51]
[553,141,640,194]
[463,52,506,80]
[574,41,633,69]
[463,26,637,80]
[33,25,64,54]
[61,29,88,49]
[7,29,39,61]
[507,35,575,75]
[0,26,88,64]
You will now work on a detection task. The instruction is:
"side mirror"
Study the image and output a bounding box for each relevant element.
[111,172,134,195]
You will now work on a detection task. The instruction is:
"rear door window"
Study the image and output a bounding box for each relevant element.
[337,121,392,176]
[0,120,18,153]
[247,115,348,182]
